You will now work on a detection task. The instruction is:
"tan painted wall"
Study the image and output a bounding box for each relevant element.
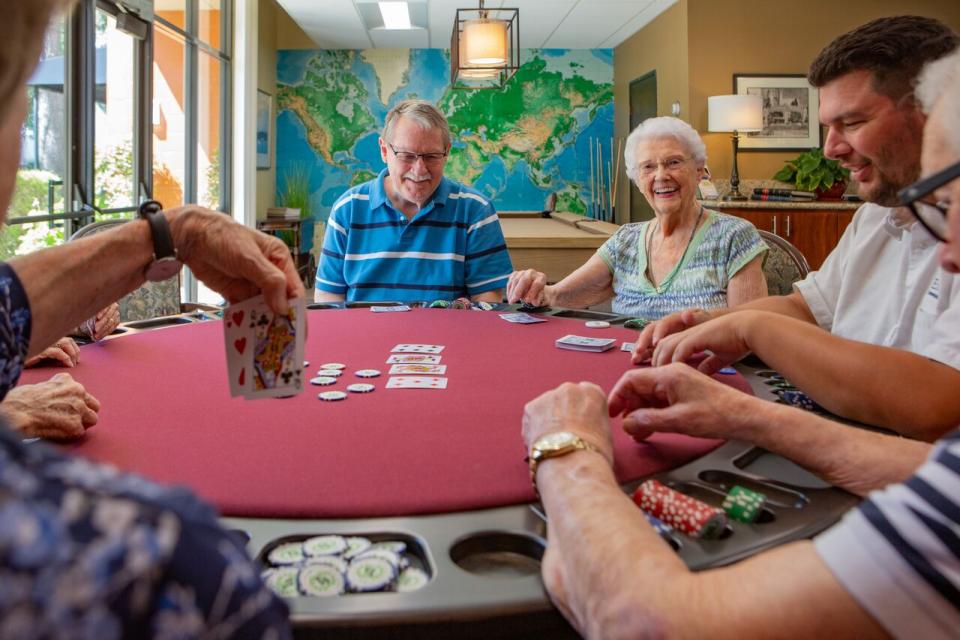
[256,0,279,218]
[613,0,688,222]
[275,4,316,49]
[688,0,960,183]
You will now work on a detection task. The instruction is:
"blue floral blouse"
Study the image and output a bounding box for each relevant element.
[0,263,290,638]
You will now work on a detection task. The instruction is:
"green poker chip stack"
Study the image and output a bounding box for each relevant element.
[721,485,767,524]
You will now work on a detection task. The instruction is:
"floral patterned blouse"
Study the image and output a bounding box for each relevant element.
[0,263,290,639]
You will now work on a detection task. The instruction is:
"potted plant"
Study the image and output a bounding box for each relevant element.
[773,148,850,200]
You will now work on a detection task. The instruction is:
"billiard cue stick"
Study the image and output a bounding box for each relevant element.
[612,137,622,223]
[589,137,595,219]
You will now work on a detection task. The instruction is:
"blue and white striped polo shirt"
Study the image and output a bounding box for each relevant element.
[815,428,960,638]
[315,169,513,303]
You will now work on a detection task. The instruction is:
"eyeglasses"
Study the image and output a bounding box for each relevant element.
[388,143,448,165]
[898,158,960,242]
[637,157,690,176]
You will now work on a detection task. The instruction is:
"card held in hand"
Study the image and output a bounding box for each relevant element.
[224,295,306,398]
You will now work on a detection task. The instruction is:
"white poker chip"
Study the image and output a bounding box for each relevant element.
[310,376,338,386]
[317,369,343,377]
[355,369,381,378]
[585,320,610,328]
[318,391,348,401]
[347,383,375,393]
[303,360,310,368]
[320,363,346,370]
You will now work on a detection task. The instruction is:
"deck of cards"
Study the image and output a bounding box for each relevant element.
[499,312,546,324]
[223,295,306,398]
[555,334,617,353]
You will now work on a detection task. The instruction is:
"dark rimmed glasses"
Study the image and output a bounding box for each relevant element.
[387,143,448,165]
[898,158,960,242]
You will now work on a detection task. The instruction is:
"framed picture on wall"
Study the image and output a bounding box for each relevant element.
[733,74,820,151]
[256,90,272,170]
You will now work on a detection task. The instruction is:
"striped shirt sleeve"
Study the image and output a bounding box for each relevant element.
[814,430,960,639]
[722,217,767,280]
[315,204,349,295]
[463,202,513,295]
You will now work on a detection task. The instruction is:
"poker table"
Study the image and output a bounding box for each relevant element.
[20,304,859,639]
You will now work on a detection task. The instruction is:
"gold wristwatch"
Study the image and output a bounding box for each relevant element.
[528,431,600,494]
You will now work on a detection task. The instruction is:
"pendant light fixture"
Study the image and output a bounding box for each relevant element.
[451,0,519,90]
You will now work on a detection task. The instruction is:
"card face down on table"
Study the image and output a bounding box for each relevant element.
[224,295,306,399]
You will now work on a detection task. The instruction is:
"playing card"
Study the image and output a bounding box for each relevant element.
[386,354,442,364]
[621,342,636,352]
[389,363,447,375]
[386,376,449,389]
[391,344,445,354]
[223,296,261,396]
[499,312,547,324]
[555,334,616,352]
[371,305,411,313]
[231,295,306,399]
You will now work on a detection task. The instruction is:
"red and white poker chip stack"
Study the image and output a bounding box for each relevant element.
[632,479,728,539]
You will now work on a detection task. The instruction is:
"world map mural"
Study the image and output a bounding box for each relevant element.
[275,48,613,227]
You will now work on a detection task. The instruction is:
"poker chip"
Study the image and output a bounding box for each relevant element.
[317,369,343,377]
[303,361,310,368]
[320,363,346,370]
[777,389,824,412]
[623,318,651,330]
[318,391,348,402]
[298,564,345,597]
[428,299,450,308]
[396,567,429,592]
[347,383,375,393]
[476,301,494,311]
[632,479,728,539]
[643,512,675,542]
[354,548,402,570]
[717,367,737,375]
[370,541,407,555]
[346,556,396,592]
[305,555,348,574]
[310,376,338,386]
[264,567,300,597]
[722,485,767,524]
[303,535,349,557]
[343,536,373,560]
[355,369,381,378]
[450,297,472,310]
[585,320,610,329]
[267,542,305,565]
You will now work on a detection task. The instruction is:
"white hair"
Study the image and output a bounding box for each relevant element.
[916,46,960,154]
[623,117,707,180]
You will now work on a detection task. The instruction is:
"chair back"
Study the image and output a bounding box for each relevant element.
[69,219,181,321]
[756,230,811,296]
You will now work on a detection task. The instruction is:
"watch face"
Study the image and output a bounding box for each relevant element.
[537,431,578,452]
[145,257,183,282]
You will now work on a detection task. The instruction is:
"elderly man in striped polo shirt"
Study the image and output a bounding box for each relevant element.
[314,99,513,304]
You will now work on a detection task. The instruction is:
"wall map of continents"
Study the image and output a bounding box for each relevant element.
[276,48,613,226]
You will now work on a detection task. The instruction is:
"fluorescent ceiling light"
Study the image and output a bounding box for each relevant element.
[379,2,411,29]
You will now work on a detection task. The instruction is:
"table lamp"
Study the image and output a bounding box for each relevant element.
[708,95,763,201]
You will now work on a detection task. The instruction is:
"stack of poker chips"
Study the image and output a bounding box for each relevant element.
[643,512,675,542]
[721,485,767,524]
[632,479,728,539]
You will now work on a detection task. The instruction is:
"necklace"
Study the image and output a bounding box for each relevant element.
[645,206,705,293]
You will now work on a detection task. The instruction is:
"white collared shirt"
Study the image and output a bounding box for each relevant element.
[794,202,960,370]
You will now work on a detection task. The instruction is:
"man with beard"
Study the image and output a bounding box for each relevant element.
[314,99,512,304]
[633,16,960,441]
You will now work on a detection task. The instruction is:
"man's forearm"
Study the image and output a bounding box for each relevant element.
[728,290,817,322]
[736,395,931,495]
[471,289,503,303]
[314,290,345,303]
[744,312,960,439]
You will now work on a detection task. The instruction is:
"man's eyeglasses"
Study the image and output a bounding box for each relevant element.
[388,143,448,165]
[898,158,960,242]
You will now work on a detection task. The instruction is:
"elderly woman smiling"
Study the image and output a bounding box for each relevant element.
[507,117,768,319]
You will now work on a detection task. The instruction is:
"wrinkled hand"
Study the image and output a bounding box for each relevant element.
[631,308,712,364]
[24,337,80,368]
[522,381,615,465]
[91,303,121,340]
[649,311,757,373]
[608,363,755,442]
[171,207,306,314]
[0,373,100,440]
[506,269,549,306]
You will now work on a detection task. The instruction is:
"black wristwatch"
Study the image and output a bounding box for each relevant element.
[138,200,183,282]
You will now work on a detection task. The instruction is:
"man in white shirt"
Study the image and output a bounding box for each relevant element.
[520,42,960,639]
[633,16,960,441]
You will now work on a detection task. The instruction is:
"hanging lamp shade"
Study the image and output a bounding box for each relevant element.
[451,1,519,90]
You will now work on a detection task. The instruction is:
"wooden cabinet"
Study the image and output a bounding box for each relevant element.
[719,207,856,270]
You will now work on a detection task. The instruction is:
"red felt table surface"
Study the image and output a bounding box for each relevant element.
[18,309,752,518]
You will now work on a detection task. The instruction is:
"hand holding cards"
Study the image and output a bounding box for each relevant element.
[224,294,306,398]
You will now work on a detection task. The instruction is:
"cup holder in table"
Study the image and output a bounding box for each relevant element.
[449,531,544,578]
[550,309,620,321]
[345,301,404,308]
[697,470,808,509]
[307,302,342,310]
[733,448,831,490]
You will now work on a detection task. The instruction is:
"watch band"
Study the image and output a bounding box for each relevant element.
[138,200,182,282]
[528,434,600,496]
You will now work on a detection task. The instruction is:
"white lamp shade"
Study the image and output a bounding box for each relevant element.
[463,18,507,65]
[708,95,763,132]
